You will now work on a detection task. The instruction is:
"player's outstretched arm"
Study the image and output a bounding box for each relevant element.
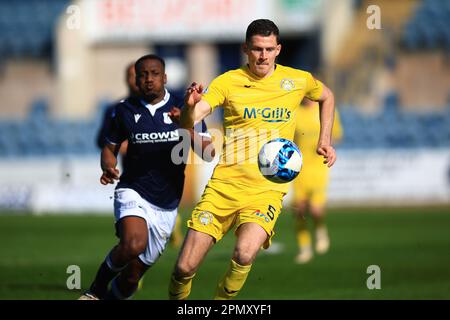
[316,84,337,167]
[190,130,215,162]
[180,82,212,129]
[100,144,120,185]
[168,106,216,162]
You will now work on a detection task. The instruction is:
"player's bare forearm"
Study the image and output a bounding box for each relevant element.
[189,129,216,162]
[101,144,118,171]
[180,106,195,129]
[100,144,120,184]
[170,105,215,161]
[118,140,128,156]
[318,90,334,146]
[316,85,337,167]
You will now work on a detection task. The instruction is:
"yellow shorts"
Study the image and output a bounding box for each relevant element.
[293,164,329,207]
[188,180,285,249]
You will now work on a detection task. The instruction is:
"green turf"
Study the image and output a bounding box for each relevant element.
[0,206,449,300]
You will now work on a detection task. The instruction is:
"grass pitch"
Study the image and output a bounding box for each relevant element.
[0,206,449,300]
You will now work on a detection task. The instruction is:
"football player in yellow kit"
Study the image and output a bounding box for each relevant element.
[168,19,337,300]
[293,97,343,264]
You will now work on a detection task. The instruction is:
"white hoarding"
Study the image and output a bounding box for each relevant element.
[0,149,448,213]
[83,0,322,43]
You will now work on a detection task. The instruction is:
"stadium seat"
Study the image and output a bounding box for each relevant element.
[0,0,70,58]
[401,0,450,51]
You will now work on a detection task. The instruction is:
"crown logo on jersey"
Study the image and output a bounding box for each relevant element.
[280,78,295,91]
[134,114,142,123]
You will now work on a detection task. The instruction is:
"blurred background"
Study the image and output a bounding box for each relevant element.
[0,0,449,300]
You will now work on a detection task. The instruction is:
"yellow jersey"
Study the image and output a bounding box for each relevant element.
[202,64,323,193]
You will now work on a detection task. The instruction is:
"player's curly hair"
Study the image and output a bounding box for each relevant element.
[246,19,280,44]
[135,54,165,72]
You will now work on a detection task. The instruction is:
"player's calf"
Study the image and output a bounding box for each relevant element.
[86,252,128,299]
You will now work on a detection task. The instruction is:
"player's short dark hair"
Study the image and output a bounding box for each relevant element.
[135,54,166,72]
[246,19,280,44]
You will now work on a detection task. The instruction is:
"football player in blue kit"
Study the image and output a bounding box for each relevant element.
[95,62,140,156]
[79,54,215,300]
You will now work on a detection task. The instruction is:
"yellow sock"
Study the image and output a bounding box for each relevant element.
[296,218,311,249]
[169,215,183,249]
[168,273,195,300]
[298,230,312,248]
[137,275,144,291]
[214,259,252,300]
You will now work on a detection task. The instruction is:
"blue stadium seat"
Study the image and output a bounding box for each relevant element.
[29,98,49,118]
[402,27,420,50]
[1,92,449,157]
[0,0,70,58]
[401,0,450,51]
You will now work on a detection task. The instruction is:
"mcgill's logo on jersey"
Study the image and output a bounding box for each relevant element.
[243,107,291,123]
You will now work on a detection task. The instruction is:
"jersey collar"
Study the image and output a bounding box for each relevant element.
[245,64,278,81]
[140,89,171,116]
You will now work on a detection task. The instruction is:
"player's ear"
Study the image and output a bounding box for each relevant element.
[242,42,249,54]
[164,73,167,85]
[135,73,139,86]
[275,44,281,57]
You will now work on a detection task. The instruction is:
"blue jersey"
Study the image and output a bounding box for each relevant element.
[106,89,208,210]
[97,104,116,149]
[96,101,131,169]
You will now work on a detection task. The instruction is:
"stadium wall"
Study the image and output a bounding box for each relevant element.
[325,148,450,206]
[0,148,449,214]
[191,148,450,208]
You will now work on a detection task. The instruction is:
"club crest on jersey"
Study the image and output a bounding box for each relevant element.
[198,211,214,226]
[134,114,142,123]
[280,78,295,91]
[163,112,173,124]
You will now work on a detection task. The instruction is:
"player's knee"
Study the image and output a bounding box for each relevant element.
[175,260,197,278]
[233,248,256,266]
[310,206,325,219]
[120,238,147,258]
[295,201,308,215]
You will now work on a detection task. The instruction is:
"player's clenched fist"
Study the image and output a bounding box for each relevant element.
[100,167,120,185]
[316,145,336,167]
[184,82,204,108]
[167,106,181,123]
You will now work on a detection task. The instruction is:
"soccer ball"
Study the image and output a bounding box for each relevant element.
[258,138,303,183]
